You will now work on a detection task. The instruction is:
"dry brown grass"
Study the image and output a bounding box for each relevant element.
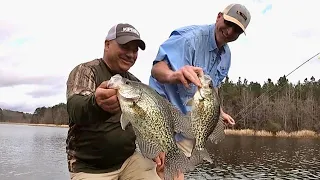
[225,129,255,136]
[289,130,317,138]
[275,130,289,137]
[225,129,319,138]
[255,130,273,137]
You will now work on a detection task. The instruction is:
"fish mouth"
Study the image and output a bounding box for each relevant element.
[197,75,216,100]
[107,74,123,89]
[201,75,212,85]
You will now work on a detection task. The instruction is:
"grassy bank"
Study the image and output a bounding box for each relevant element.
[225,129,320,138]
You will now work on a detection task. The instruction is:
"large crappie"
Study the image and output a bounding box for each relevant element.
[186,74,226,163]
[107,74,195,180]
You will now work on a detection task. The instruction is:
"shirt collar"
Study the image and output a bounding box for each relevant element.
[209,24,226,54]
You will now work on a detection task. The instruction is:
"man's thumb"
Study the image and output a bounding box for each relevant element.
[99,81,109,89]
[153,157,161,165]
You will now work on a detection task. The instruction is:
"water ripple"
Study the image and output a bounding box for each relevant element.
[186,136,320,179]
[1,124,319,180]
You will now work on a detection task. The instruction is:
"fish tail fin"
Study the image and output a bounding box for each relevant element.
[200,148,213,163]
[163,148,194,180]
[208,117,226,144]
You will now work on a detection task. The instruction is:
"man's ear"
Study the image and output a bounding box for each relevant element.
[104,40,111,51]
[216,12,223,23]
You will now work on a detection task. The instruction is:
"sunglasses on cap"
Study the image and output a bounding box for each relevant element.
[224,19,243,34]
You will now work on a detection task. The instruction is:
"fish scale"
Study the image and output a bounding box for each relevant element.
[187,74,225,165]
[107,74,196,180]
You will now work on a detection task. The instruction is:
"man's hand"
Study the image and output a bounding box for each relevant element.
[221,110,235,125]
[168,65,204,88]
[153,152,165,178]
[153,152,184,180]
[94,81,120,113]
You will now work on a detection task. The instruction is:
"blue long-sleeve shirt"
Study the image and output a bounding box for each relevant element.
[149,24,231,115]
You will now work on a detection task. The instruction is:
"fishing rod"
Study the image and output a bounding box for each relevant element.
[232,51,320,123]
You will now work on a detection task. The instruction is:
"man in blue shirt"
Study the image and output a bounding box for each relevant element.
[149,3,251,178]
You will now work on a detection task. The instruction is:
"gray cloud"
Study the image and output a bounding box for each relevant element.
[26,84,66,98]
[0,72,66,88]
[0,102,33,113]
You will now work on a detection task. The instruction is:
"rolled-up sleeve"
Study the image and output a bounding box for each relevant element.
[153,31,195,71]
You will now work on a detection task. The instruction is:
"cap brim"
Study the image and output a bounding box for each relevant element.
[116,36,146,50]
[223,14,246,35]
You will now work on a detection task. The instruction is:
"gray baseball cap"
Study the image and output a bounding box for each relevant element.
[222,4,251,34]
[105,23,146,50]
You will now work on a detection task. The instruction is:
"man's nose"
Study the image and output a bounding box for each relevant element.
[227,27,236,36]
[125,51,134,58]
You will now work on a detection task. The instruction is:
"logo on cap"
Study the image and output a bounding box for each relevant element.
[121,27,140,36]
[236,11,248,21]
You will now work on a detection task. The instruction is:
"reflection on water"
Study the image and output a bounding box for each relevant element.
[0,124,319,180]
[0,124,68,180]
[186,136,320,179]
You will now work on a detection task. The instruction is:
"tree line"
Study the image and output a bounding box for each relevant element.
[220,75,320,133]
[1,75,319,133]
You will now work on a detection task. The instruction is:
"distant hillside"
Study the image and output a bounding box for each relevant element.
[0,103,68,125]
[0,108,33,123]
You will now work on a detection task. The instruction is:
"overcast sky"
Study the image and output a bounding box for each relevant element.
[1,0,319,113]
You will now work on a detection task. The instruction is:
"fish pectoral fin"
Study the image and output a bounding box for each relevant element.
[134,128,162,160]
[208,117,226,144]
[185,98,194,106]
[120,113,131,130]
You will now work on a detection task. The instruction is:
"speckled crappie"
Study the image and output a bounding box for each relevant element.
[107,74,195,180]
[186,74,226,164]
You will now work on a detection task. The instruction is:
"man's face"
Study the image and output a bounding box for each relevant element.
[215,12,244,45]
[105,40,139,73]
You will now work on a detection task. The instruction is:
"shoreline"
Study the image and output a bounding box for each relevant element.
[0,122,68,128]
[1,122,319,138]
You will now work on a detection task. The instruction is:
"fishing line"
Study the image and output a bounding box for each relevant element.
[232,51,320,123]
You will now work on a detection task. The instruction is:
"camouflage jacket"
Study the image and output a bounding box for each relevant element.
[66,58,139,173]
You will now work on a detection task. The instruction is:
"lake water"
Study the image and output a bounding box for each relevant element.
[0,124,319,180]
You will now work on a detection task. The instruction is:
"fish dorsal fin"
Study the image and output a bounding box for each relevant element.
[208,117,226,144]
